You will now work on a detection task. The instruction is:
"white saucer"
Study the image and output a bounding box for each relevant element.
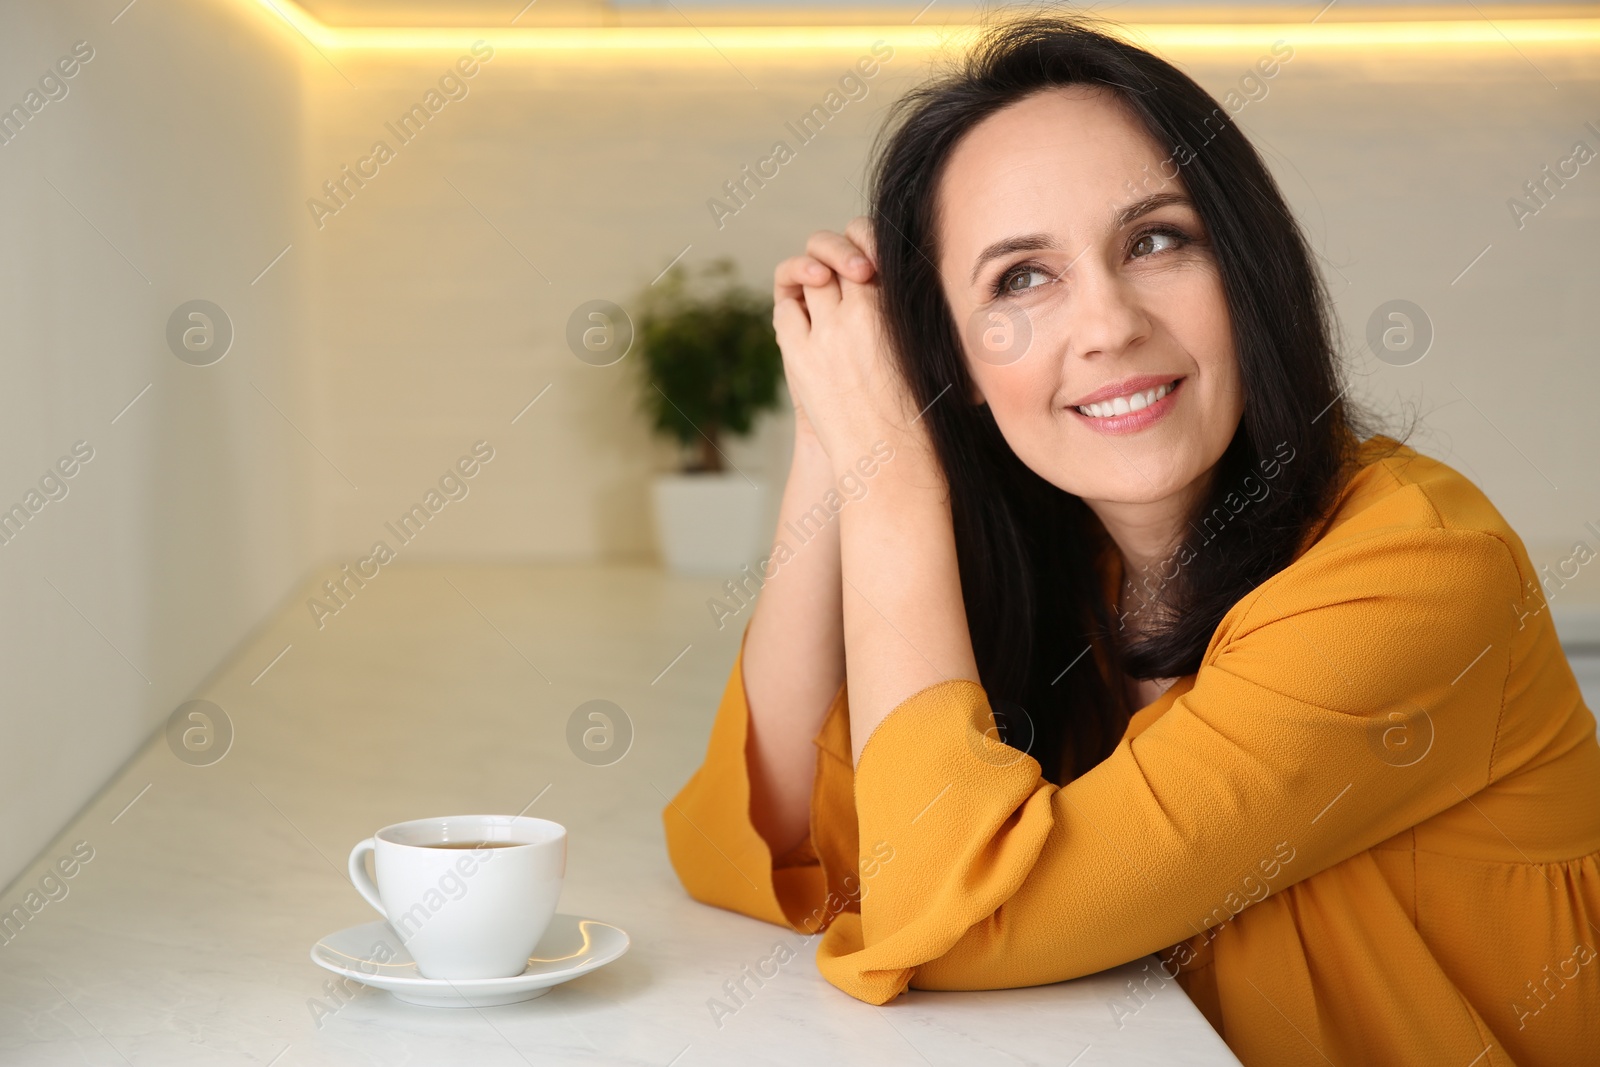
[310,914,629,1007]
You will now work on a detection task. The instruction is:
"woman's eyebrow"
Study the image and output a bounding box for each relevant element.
[966,194,1192,286]
[969,232,1056,286]
[1114,191,1191,229]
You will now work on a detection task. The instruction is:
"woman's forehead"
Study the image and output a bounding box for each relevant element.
[935,89,1181,272]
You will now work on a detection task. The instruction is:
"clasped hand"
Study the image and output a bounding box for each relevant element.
[772,217,931,472]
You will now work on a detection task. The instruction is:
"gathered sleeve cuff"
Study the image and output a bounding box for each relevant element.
[815,679,1058,1003]
[663,635,859,935]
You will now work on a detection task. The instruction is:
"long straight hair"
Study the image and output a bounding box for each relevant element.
[866,12,1389,783]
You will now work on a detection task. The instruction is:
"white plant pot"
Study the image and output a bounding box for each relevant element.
[652,472,766,575]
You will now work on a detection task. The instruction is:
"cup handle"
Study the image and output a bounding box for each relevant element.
[347,838,385,915]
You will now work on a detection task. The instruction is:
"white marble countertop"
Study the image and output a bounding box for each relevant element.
[0,564,1240,1066]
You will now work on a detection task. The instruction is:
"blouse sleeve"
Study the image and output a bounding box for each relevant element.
[662,635,858,934]
[816,526,1523,1004]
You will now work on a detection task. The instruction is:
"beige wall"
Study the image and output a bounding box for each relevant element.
[298,28,1600,605]
[299,45,876,563]
[0,0,314,889]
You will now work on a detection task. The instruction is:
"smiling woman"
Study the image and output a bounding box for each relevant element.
[662,11,1600,1067]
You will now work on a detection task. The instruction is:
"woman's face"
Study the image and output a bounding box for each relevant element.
[934,86,1244,510]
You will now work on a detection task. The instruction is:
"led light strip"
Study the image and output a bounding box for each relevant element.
[246,0,1600,51]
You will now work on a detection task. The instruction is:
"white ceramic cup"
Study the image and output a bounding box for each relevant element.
[347,814,565,980]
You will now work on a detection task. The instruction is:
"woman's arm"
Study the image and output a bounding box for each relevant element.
[770,218,980,761]
[741,425,844,857]
[740,231,884,855]
[836,441,980,761]
[661,228,884,929]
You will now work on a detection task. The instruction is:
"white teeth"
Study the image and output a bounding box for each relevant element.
[1076,381,1175,418]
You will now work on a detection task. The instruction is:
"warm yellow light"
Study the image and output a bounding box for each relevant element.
[1127,19,1600,49]
[245,0,1600,52]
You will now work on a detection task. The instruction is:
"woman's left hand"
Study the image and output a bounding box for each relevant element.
[772,217,930,472]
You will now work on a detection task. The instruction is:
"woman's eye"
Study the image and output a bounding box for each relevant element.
[1131,229,1185,258]
[1000,267,1051,294]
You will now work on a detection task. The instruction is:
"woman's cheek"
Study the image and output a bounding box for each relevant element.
[968,332,1054,414]
[969,356,1067,476]
[1168,271,1234,383]
[1148,272,1240,430]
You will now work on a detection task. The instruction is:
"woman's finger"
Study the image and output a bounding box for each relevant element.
[805,228,876,284]
[800,275,842,321]
[775,254,834,310]
[843,216,879,269]
[772,293,811,344]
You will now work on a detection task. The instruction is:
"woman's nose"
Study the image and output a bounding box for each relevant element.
[1066,266,1152,362]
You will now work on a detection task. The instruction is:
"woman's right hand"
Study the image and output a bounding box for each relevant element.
[774,219,878,453]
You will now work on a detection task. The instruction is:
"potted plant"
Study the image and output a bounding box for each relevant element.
[634,257,783,574]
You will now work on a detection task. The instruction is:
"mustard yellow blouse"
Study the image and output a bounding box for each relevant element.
[663,436,1600,1065]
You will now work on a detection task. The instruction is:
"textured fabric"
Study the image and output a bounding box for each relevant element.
[663,436,1600,1065]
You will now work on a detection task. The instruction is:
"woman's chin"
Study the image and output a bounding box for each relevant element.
[1071,484,1186,508]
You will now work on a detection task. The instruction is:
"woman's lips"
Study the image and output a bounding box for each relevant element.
[1069,377,1183,435]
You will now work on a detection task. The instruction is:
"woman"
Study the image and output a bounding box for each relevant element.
[662,14,1600,1064]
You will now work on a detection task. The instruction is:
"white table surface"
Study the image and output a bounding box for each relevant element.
[0,564,1241,1066]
